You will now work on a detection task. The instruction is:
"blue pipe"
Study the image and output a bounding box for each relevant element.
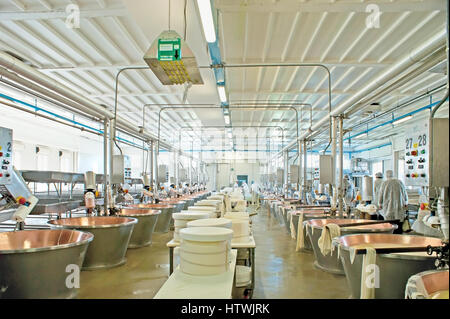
[346,98,447,141]
[0,92,148,150]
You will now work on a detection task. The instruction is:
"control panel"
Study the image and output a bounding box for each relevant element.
[0,127,13,185]
[404,122,429,187]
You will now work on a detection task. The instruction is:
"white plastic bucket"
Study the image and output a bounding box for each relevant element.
[179,227,234,276]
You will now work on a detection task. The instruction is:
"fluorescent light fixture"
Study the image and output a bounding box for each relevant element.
[217,85,227,103]
[354,133,367,139]
[392,115,412,125]
[197,0,216,43]
[224,115,230,125]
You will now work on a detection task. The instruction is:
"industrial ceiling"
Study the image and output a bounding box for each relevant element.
[0,0,447,154]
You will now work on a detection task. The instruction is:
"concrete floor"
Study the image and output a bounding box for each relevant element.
[78,206,350,299]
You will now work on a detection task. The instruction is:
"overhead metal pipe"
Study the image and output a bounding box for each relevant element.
[203,62,333,147]
[278,29,446,153]
[345,47,447,117]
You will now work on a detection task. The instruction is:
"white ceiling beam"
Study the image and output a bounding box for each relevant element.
[97,0,107,8]
[358,12,410,62]
[10,20,77,66]
[35,20,93,64]
[37,0,52,10]
[0,8,126,21]
[286,12,327,93]
[0,37,43,69]
[8,0,26,11]
[0,23,60,66]
[255,12,275,93]
[216,0,445,13]
[86,18,130,64]
[377,11,440,63]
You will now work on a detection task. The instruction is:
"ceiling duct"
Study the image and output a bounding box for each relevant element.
[143,30,203,85]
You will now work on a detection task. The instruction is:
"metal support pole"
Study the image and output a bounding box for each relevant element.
[298,141,303,200]
[338,116,344,218]
[108,115,114,211]
[331,117,338,210]
[303,140,308,200]
[103,118,109,214]
[283,150,289,196]
[150,141,154,191]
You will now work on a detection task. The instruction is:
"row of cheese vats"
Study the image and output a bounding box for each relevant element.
[0,191,211,299]
[263,197,448,299]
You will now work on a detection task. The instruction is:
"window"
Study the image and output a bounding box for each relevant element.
[372,161,383,179]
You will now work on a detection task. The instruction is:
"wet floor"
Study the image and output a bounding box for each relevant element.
[78,206,350,299]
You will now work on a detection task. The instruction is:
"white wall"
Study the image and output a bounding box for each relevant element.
[1,103,145,177]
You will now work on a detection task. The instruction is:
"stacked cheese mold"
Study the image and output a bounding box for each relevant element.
[187,218,232,229]
[223,212,251,241]
[185,206,217,218]
[172,212,210,242]
[179,227,234,276]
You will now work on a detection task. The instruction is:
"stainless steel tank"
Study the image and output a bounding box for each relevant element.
[118,208,161,248]
[406,269,449,299]
[291,210,329,251]
[160,199,186,212]
[48,216,137,270]
[334,233,442,298]
[130,204,175,233]
[0,229,93,298]
[306,219,397,275]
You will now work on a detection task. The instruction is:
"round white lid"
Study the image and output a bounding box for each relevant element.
[172,212,210,220]
[189,206,216,211]
[187,218,232,228]
[224,212,250,219]
[180,226,233,242]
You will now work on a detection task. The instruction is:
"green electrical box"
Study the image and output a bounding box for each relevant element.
[157,37,182,61]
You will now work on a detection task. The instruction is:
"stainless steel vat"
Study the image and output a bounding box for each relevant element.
[406,269,449,299]
[306,219,397,275]
[334,234,442,298]
[130,204,175,233]
[118,208,161,248]
[0,229,93,298]
[160,199,186,212]
[48,216,137,270]
[291,210,329,251]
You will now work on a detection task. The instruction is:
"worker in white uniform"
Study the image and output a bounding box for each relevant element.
[373,172,384,204]
[251,181,260,206]
[377,170,408,234]
[343,174,356,213]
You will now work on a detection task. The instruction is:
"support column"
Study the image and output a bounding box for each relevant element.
[283,150,289,196]
[108,117,114,211]
[338,116,344,218]
[331,117,338,210]
[103,118,109,214]
[303,140,308,200]
[298,141,303,199]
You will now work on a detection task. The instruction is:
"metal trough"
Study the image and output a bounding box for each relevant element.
[0,229,93,298]
[307,219,397,275]
[334,233,442,298]
[48,216,137,270]
[129,204,175,233]
[118,208,161,248]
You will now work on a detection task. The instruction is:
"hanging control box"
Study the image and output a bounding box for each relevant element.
[0,127,13,185]
[404,122,429,187]
[404,118,449,187]
[112,155,131,184]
